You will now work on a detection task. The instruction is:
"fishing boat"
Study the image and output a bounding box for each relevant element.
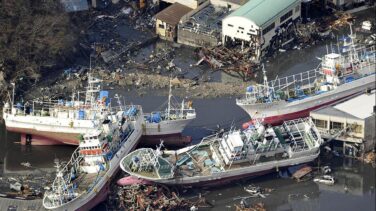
[2,74,117,145]
[142,81,196,137]
[120,118,322,186]
[42,105,143,210]
[236,30,376,125]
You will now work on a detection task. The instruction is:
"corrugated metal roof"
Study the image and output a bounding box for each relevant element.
[155,3,193,25]
[226,0,299,27]
[334,90,375,119]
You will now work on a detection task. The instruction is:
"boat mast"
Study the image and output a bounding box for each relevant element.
[11,82,15,108]
[167,79,172,119]
[262,64,269,98]
[348,22,358,64]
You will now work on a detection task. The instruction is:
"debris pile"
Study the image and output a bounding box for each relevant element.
[360,151,376,167]
[197,46,259,81]
[235,201,266,211]
[0,174,54,200]
[107,183,213,210]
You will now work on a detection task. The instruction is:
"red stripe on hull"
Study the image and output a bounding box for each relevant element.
[250,92,362,125]
[7,127,79,145]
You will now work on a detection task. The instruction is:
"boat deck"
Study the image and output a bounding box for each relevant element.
[75,170,106,194]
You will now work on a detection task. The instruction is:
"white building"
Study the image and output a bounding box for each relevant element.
[159,0,206,9]
[222,0,301,61]
[310,90,376,157]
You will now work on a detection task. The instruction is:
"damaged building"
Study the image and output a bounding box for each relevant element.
[177,2,228,47]
[155,3,193,41]
[177,0,248,47]
[158,0,207,9]
[310,90,376,157]
[222,0,301,62]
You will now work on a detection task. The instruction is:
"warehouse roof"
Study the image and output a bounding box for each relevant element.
[334,90,375,119]
[155,3,192,25]
[311,90,375,120]
[226,0,299,27]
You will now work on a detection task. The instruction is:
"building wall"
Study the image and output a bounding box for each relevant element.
[364,115,376,151]
[222,17,260,42]
[177,28,219,47]
[221,1,301,61]
[210,0,245,9]
[155,19,176,41]
[156,19,167,37]
[260,3,301,50]
[310,113,366,141]
[159,0,206,9]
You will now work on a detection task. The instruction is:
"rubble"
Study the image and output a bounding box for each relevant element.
[359,151,376,167]
[234,201,266,211]
[107,182,213,210]
[197,46,259,81]
[0,174,53,200]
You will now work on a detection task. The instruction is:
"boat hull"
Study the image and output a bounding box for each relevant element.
[123,148,320,186]
[43,117,143,210]
[7,127,79,145]
[237,74,375,125]
[140,135,192,147]
[142,118,194,136]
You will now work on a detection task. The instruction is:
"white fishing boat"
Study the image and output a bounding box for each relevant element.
[120,118,323,186]
[42,105,143,210]
[237,28,376,126]
[2,74,117,145]
[142,81,196,137]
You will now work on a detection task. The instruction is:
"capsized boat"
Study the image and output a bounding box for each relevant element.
[43,105,143,211]
[2,74,118,145]
[237,33,376,125]
[120,118,322,186]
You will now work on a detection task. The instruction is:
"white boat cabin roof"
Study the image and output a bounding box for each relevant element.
[325,53,341,59]
[227,132,244,149]
[84,129,102,139]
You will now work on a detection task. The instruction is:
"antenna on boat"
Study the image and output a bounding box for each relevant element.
[167,77,172,119]
[114,94,123,111]
[11,82,15,109]
[326,44,329,55]
[262,64,270,99]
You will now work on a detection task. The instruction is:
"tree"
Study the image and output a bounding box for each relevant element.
[0,0,77,90]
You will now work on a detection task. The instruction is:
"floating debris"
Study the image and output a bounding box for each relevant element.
[235,201,266,211]
[313,175,335,185]
[20,162,32,168]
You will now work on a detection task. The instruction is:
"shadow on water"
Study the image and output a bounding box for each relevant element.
[0,121,75,177]
[182,154,375,211]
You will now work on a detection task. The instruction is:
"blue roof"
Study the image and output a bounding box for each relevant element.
[227,0,300,27]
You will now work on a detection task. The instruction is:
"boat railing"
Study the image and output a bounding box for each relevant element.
[269,68,321,94]
[282,118,321,152]
[56,147,83,186]
[237,66,323,104]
